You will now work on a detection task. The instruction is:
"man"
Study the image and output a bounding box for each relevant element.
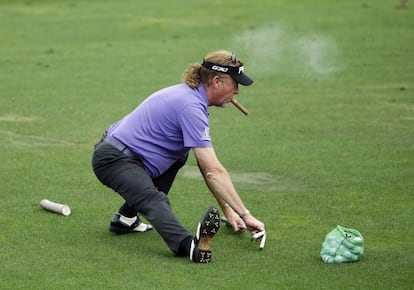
[92,50,265,263]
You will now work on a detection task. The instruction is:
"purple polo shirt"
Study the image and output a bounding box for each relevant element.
[107,82,212,178]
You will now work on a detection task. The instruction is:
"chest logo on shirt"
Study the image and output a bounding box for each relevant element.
[201,127,211,141]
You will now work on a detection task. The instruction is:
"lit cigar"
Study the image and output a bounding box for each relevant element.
[231,98,249,116]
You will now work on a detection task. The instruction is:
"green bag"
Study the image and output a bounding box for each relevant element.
[320,225,364,263]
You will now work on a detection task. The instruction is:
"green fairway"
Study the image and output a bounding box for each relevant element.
[1,0,413,289]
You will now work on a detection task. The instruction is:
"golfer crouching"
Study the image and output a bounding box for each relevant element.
[92,50,265,263]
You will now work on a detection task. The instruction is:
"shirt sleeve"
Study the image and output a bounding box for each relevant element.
[178,104,212,148]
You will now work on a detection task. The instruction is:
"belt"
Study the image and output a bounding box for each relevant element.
[103,135,135,157]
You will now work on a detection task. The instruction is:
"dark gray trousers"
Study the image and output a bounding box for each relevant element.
[92,140,192,255]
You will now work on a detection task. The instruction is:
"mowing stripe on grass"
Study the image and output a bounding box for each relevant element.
[0,130,78,148]
[178,165,308,193]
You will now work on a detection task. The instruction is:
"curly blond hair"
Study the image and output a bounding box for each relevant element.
[181,50,243,89]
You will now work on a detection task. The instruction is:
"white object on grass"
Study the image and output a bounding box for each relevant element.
[252,230,266,250]
[259,232,266,250]
[40,199,71,216]
[222,216,266,250]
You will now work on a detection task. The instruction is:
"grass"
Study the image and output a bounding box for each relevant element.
[1,0,413,289]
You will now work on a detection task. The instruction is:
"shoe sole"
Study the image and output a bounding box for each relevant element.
[109,224,153,235]
[109,224,132,235]
[197,206,220,251]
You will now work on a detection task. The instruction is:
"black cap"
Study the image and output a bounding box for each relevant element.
[201,60,254,86]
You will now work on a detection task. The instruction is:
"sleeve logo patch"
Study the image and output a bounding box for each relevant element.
[201,127,211,141]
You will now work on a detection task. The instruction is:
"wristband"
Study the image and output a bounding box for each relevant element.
[239,209,250,219]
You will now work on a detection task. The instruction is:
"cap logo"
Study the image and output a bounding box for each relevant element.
[201,58,253,86]
[211,65,228,73]
[202,60,243,76]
